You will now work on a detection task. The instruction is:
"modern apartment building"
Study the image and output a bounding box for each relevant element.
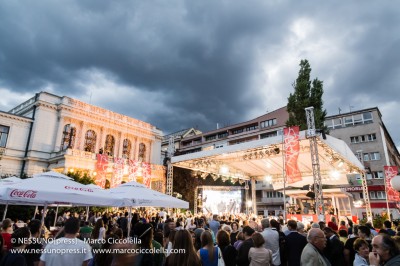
[175,107,289,212]
[324,107,400,217]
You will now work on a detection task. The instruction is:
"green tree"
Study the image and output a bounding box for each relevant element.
[287,59,327,130]
[66,171,96,185]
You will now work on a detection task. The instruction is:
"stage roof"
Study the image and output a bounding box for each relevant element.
[171,131,365,190]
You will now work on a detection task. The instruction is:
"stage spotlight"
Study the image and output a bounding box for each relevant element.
[274,147,280,154]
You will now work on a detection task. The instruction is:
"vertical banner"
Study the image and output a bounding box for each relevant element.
[142,162,152,188]
[384,166,400,201]
[112,157,124,188]
[95,154,109,188]
[128,159,138,182]
[284,126,302,184]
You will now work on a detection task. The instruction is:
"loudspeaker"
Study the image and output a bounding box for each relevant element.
[306,191,315,199]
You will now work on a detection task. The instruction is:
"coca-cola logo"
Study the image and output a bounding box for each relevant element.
[64,186,93,192]
[10,189,38,199]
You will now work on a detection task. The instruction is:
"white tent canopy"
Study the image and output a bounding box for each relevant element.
[108,181,189,208]
[1,171,129,207]
[172,132,364,190]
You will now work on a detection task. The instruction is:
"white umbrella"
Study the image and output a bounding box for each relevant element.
[108,181,189,208]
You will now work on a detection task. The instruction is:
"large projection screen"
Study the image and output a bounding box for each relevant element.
[201,186,243,214]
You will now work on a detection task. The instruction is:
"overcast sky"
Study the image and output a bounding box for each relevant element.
[0,1,399,146]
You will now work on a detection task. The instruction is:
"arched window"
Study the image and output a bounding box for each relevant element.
[122,139,131,159]
[60,124,76,151]
[138,143,146,161]
[104,134,115,156]
[84,130,97,153]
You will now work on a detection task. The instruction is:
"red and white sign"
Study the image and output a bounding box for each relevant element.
[284,126,302,184]
[384,166,400,202]
[10,189,37,198]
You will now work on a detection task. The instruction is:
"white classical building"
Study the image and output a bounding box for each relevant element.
[0,92,164,189]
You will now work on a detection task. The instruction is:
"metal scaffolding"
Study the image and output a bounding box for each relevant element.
[166,136,175,196]
[356,150,373,224]
[305,107,325,220]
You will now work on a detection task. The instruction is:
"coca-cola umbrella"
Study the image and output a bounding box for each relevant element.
[2,171,130,224]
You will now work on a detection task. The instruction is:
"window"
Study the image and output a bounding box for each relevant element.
[138,143,146,161]
[350,136,360,143]
[370,191,376,199]
[260,119,277,128]
[363,153,369,161]
[122,139,131,159]
[373,171,384,179]
[353,114,363,125]
[367,134,376,141]
[376,191,386,199]
[363,112,373,123]
[260,131,278,139]
[370,152,380,161]
[0,125,9,147]
[217,132,228,139]
[84,130,97,153]
[232,128,244,134]
[104,134,115,156]
[205,135,216,141]
[60,124,76,151]
[344,116,353,126]
[366,173,373,180]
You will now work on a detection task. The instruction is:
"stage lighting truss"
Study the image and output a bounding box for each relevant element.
[242,145,280,161]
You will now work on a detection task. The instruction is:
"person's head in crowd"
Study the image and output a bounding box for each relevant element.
[134,222,153,249]
[213,214,219,221]
[231,222,239,232]
[221,224,232,233]
[330,216,337,224]
[339,229,348,238]
[251,233,265,248]
[383,220,392,230]
[353,238,369,260]
[28,219,41,238]
[168,229,201,266]
[340,220,346,227]
[11,227,31,249]
[323,227,336,238]
[236,232,245,241]
[168,229,177,244]
[270,219,281,231]
[242,226,255,239]
[319,221,326,230]
[153,230,164,245]
[297,221,305,233]
[113,228,123,239]
[353,225,359,236]
[358,225,371,239]
[287,220,297,231]
[307,228,327,251]
[216,230,230,247]
[311,222,320,229]
[1,218,12,233]
[64,217,80,235]
[261,218,270,230]
[371,234,400,263]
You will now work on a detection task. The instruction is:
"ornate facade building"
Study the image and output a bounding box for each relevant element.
[0,92,164,190]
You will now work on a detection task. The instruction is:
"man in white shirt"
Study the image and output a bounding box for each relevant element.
[39,217,92,266]
[260,218,281,266]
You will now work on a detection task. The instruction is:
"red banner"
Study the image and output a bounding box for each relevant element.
[95,154,109,188]
[384,166,400,202]
[284,126,302,184]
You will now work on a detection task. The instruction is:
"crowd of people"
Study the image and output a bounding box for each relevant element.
[0,209,399,266]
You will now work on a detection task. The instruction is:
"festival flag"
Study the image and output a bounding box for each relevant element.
[384,166,400,201]
[112,157,125,188]
[284,126,302,184]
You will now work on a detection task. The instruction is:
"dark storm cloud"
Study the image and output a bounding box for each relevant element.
[0,1,399,144]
